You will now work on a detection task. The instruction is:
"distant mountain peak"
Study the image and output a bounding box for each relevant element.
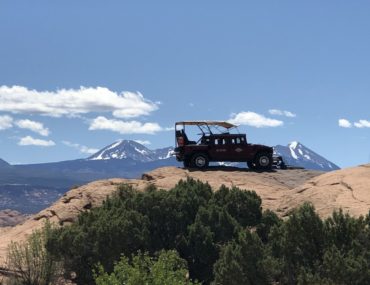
[88,140,174,162]
[289,141,299,149]
[0,158,10,168]
[274,141,340,171]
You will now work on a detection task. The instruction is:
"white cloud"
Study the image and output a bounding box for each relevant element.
[229,111,284,128]
[18,136,55,147]
[15,119,49,136]
[134,140,151,145]
[89,116,164,134]
[338,118,370,128]
[338,119,352,128]
[62,141,99,154]
[269,109,296,118]
[354,120,370,128]
[0,115,13,130]
[0,85,158,118]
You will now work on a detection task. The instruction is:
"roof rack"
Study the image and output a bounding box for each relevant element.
[175,121,236,129]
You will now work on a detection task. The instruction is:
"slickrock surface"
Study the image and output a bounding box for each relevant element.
[277,164,370,218]
[1,164,370,265]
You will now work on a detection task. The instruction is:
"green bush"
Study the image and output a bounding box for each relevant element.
[212,185,262,227]
[47,178,262,284]
[94,250,198,285]
[266,205,370,284]
[6,221,62,285]
[46,178,370,285]
[256,209,282,243]
[213,231,269,285]
[268,203,326,284]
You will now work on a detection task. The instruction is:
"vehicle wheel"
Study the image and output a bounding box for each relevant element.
[183,159,191,168]
[191,153,209,169]
[254,152,272,170]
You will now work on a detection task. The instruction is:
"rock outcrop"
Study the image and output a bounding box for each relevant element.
[278,164,370,217]
[1,164,370,265]
[0,210,28,227]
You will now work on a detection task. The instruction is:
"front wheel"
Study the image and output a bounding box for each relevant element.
[191,153,209,169]
[254,152,272,170]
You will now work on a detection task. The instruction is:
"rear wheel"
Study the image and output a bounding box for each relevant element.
[254,152,272,170]
[191,153,209,169]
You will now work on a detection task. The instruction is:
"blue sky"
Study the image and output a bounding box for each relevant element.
[0,0,369,167]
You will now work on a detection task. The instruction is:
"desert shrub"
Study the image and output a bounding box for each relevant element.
[46,178,370,285]
[264,205,370,284]
[47,178,262,284]
[268,203,325,284]
[212,231,270,285]
[256,209,282,243]
[296,210,370,285]
[297,245,370,285]
[47,198,150,283]
[324,209,367,251]
[6,221,62,285]
[94,250,199,285]
[211,184,262,227]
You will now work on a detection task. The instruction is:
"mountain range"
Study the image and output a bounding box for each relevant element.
[0,140,338,213]
[88,140,173,162]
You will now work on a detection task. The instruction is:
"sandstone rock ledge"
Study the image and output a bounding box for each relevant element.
[1,164,370,266]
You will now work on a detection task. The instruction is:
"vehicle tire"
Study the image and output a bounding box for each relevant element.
[191,153,209,169]
[183,159,191,168]
[254,152,272,170]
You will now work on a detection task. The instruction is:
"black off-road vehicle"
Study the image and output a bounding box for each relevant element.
[174,121,282,170]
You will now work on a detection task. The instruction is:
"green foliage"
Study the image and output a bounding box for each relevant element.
[47,204,150,283]
[212,185,262,227]
[94,250,198,285]
[297,244,370,285]
[47,178,262,284]
[213,231,270,285]
[256,209,282,243]
[266,204,370,285]
[46,179,370,285]
[269,203,325,284]
[6,221,62,285]
[324,209,366,251]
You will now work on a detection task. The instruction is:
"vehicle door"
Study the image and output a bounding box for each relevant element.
[228,136,251,162]
[208,137,228,161]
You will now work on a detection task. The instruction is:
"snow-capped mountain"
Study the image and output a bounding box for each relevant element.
[274,141,340,171]
[88,140,174,162]
[153,147,175,160]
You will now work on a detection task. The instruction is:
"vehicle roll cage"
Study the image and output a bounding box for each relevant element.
[175,121,240,147]
[175,121,239,135]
